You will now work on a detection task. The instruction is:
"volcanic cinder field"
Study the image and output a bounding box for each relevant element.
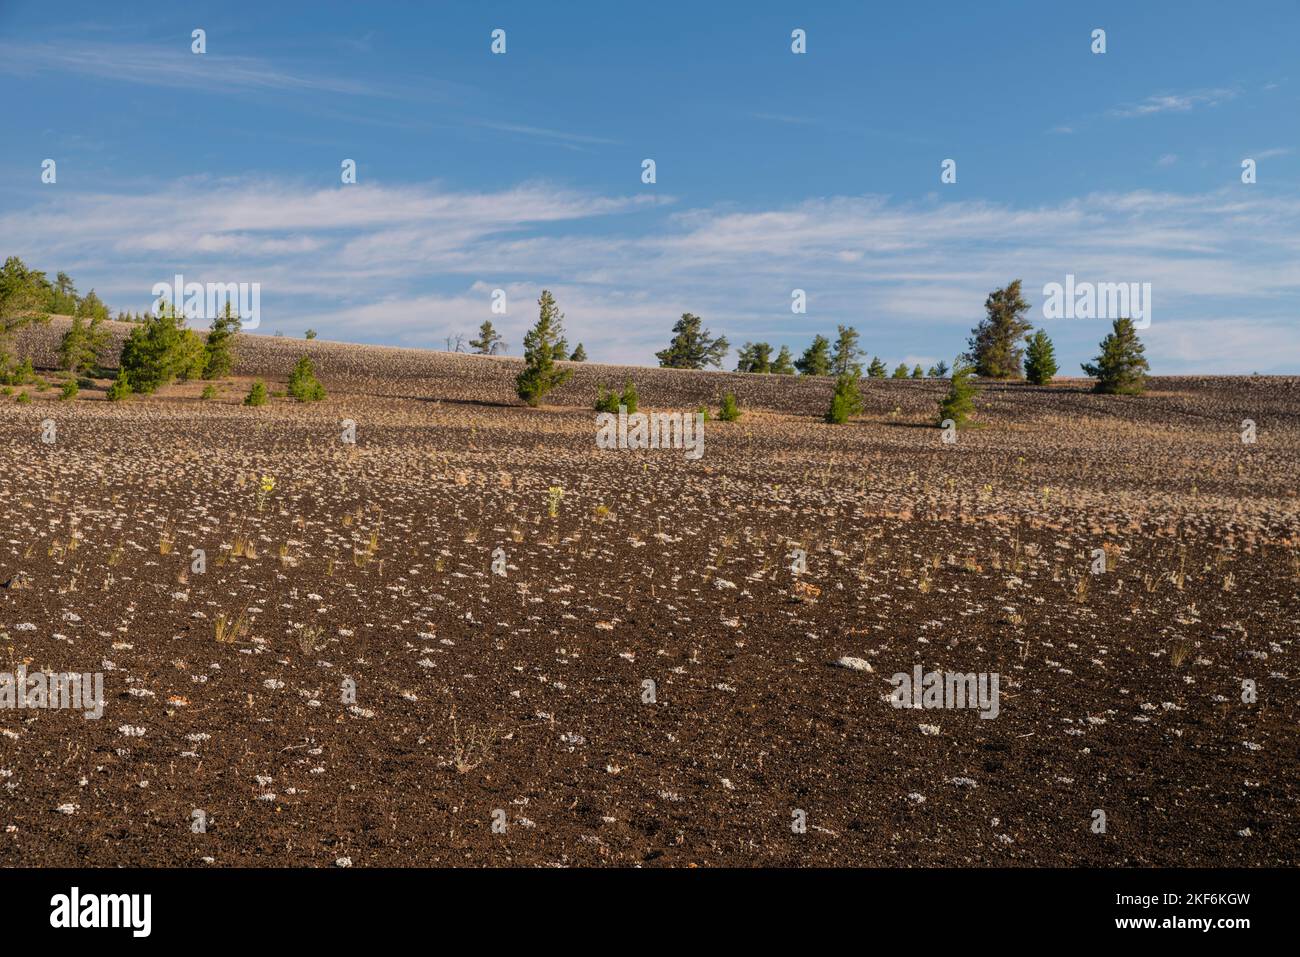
[0,319,1296,867]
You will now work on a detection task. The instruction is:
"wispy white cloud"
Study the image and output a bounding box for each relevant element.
[751,112,819,126]
[3,177,1299,371]
[1110,87,1239,118]
[0,41,413,99]
[470,120,619,147]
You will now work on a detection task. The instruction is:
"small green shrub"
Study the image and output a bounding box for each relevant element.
[936,359,977,428]
[200,384,217,400]
[14,391,31,404]
[287,356,326,401]
[594,384,620,413]
[2,357,36,386]
[718,391,741,422]
[244,380,268,406]
[619,381,638,415]
[106,372,132,402]
[824,374,863,424]
[60,379,78,401]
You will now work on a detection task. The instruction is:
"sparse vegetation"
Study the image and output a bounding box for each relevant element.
[214,609,251,644]
[0,296,1290,872]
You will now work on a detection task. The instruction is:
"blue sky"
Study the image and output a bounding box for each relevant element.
[1,0,1297,372]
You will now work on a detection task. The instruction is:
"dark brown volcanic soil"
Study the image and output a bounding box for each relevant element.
[0,320,1296,866]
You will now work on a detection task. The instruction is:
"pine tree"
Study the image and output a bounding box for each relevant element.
[1081,318,1149,395]
[830,325,863,377]
[911,364,924,379]
[966,280,1033,378]
[1023,329,1058,385]
[717,391,741,422]
[619,380,638,414]
[795,335,831,375]
[569,343,587,362]
[203,301,241,379]
[772,345,796,374]
[287,355,326,401]
[244,380,268,406]
[58,314,92,374]
[928,360,950,378]
[594,384,620,413]
[867,356,887,378]
[76,289,109,322]
[656,313,729,369]
[735,341,773,373]
[516,290,573,406]
[824,373,863,424]
[52,272,78,315]
[105,370,132,402]
[937,358,977,428]
[891,362,910,379]
[470,320,504,355]
[119,302,204,394]
[0,256,52,375]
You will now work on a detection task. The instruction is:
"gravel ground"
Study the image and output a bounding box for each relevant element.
[0,318,1295,866]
